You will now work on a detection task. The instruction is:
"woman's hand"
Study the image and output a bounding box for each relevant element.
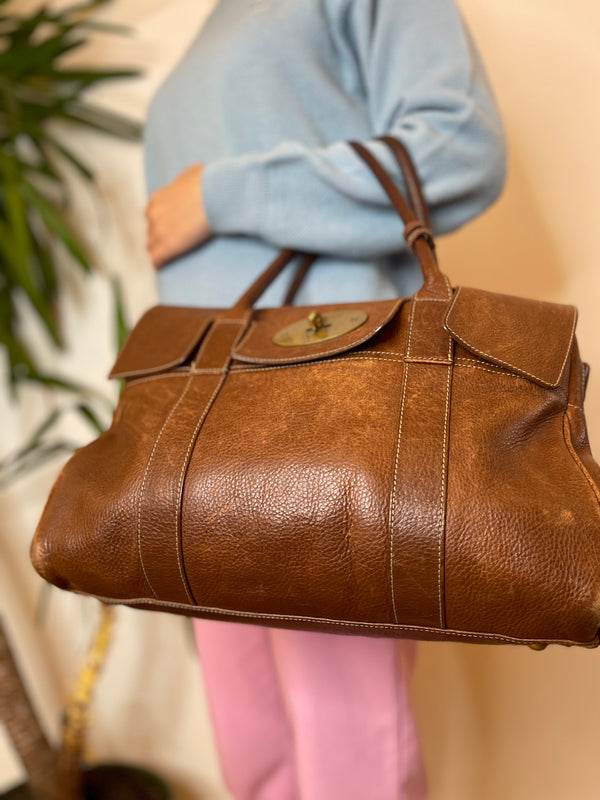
[144,163,213,270]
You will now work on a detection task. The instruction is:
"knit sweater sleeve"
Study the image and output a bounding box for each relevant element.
[200,0,507,259]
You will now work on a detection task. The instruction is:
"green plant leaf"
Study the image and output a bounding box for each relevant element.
[0,440,80,488]
[0,177,62,345]
[60,100,143,141]
[75,402,106,435]
[19,180,92,272]
[47,67,142,86]
[110,275,130,350]
[29,228,60,299]
[43,132,94,180]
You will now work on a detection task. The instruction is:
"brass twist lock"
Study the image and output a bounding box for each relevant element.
[307,310,325,331]
[273,309,369,347]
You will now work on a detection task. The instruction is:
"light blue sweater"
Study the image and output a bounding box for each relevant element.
[143,0,507,309]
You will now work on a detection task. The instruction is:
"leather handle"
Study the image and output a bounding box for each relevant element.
[282,134,432,305]
[225,135,447,318]
[377,134,431,229]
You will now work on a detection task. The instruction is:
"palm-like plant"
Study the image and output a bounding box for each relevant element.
[0,0,138,483]
[0,3,174,797]
[0,0,140,391]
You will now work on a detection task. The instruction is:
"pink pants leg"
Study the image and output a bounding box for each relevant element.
[193,618,429,800]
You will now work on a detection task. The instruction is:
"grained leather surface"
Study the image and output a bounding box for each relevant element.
[29,137,600,648]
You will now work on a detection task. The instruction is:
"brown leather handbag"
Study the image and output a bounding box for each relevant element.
[30,135,600,650]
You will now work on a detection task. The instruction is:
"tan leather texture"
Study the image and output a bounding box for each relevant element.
[30,137,600,649]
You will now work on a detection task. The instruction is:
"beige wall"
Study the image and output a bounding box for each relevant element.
[2,1,600,797]
[417,2,600,798]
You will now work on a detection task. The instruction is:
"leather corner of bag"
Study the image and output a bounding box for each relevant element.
[443,285,578,389]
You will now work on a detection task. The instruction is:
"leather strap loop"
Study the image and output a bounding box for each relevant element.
[283,134,435,305]
[404,220,435,253]
[228,135,448,315]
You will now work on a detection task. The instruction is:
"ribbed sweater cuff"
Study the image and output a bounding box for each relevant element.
[201,153,268,237]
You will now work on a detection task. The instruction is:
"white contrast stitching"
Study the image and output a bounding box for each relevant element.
[174,319,251,602]
[444,286,578,387]
[412,297,451,303]
[230,356,406,373]
[453,363,542,380]
[438,332,453,628]
[388,300,417,623]
[119,358,405,388]
[340,349,403,356]
[90,593,593,646]
[137,375,194,599]
[412,272,452,302]
[404,357,453,363]
[110,320,212,379]
[456,357,503,366]
[119,357,547,389]
[174,372,229,604]
[443,273,453,299]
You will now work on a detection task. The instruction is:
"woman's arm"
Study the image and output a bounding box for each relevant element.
[146,0,507,268]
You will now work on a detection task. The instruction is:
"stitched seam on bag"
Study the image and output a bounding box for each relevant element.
[168,319,226,602]
[453,363,544,380]
[444,286,578,386]
[456,357,516,367]
[112,360,187,379]
[413,274,452,302]
[118,358,406,387]
[210,318,251,324]
[119,359,538,388]
[405,357,453,364]
[388,301,417,624]
[191,315,251,368]
[175,374,229,605]
[443,273,453,299]
[96,594,591,645]
[110,320,211,379]
[562,412,600,507]
[137,375,194,600]
[438,334,453,629]
[412,297,451,303]
[231,356,405,370]
[176,320,251,602]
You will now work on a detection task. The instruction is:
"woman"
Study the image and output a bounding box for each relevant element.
[143,1,507,798]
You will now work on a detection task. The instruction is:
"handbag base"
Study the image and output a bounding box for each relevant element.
[77,591,600,649]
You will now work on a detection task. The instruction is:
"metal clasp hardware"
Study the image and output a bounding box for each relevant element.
[307,310,324,332]
[273,309,369,347]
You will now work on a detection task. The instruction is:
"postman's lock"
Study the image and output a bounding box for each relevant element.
[272,309,369,347]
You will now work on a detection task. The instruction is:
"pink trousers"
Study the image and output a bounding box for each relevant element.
[192,618,429,800]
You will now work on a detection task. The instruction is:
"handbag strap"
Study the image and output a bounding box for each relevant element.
[282,135,432,305]
[223,136,448,319]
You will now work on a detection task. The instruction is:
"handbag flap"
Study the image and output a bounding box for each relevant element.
[443,285,578,388]
[231,298,403,365]
[108,305,215,379]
